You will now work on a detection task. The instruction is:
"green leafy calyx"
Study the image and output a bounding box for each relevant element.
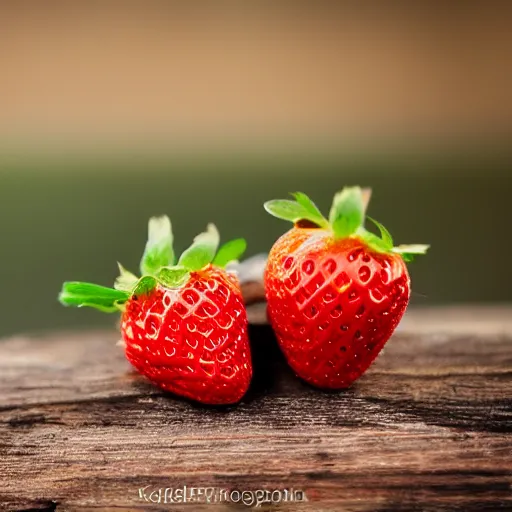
[264,193,329,229]
[329,187,365,239]
[213,238,247,267]
[59,282,129,313]
[140,216,175,275]
[178,223,220,270]
[114,263,138,292]
[59,216,246,313]
[264,186,429,261]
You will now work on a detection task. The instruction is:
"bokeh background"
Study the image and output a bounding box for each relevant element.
[1,2,511,337]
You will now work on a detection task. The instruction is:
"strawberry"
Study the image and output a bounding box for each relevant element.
[264,187,428,389]
[59,217,252,405]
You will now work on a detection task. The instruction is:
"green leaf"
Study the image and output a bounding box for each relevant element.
[114,263,139,292]
[213,238,247,267]
[359,230,392,254]
[133,275,158,297]
[400,253,416,262]
[392,245,430,263]
[59,282,129,312]
[329,186,365,239]
[291,192,329,228]
[157,266,190,288]
[140,216,175,276]
[264,200,311,223]
[178,223,220,271]
[264,199,325,227]
[366,216,394,249]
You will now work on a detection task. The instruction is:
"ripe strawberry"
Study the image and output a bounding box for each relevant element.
[59,217,252,405]
[264,187,428,389]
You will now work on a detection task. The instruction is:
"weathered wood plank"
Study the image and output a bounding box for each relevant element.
[1,308,511,511]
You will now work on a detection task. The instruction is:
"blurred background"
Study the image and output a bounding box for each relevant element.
[1,2,511,337]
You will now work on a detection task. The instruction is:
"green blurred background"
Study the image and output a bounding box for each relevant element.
[1,3,511,336]
[1,150,510,337]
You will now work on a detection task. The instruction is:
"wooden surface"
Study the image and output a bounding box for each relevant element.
[1,306,511,511]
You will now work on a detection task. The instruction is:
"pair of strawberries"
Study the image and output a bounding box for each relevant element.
[60,187,428,404]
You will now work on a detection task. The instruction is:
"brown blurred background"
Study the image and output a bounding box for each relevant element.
[0,2,511,336]
[2,2,512,142]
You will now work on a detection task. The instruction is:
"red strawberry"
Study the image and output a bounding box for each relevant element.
[59,218,252,404]
[264,187,428,389]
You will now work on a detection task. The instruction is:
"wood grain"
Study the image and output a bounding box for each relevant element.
[1,307,511,511]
